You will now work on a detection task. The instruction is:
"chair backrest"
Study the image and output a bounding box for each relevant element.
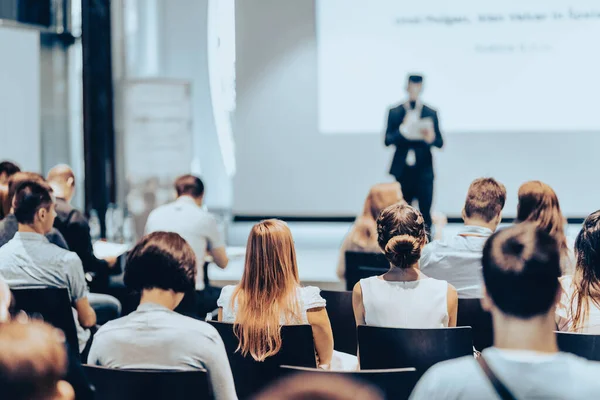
[320,290,357,355]
[11,287,79,353]
[209,321,316,399]
[280,366,419,400]
[457,298,494,351]
[345,251,389,291]
[556,332,600,361]
[83,365,211,400]
[357,326,473,376]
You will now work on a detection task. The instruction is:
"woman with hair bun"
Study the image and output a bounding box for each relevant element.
[352,203,457,328]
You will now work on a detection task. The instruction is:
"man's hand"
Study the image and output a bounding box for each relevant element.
[103,256,118,268]
[421,127,435,144]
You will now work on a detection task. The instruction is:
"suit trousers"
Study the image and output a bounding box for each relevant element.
[397,166,434,234]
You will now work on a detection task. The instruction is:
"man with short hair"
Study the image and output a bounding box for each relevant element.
[385,74,444,233]
[145,174,229,316]
[0,180,96,353]
[420,178,506,298]
[0,160,20,184]
[410,224,600,399]
[0,172,69,249]
[47,165,117,291]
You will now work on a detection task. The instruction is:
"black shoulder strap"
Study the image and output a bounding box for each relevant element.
[477,355,518,400]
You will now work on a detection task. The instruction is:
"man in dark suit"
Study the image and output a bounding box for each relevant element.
[385,75,444,232]
[47,165,121,324]
[47,165,117,288]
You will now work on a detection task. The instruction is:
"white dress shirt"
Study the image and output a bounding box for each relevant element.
[145,196,225,290]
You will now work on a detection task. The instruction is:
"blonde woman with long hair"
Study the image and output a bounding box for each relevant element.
[337,183,404,279]
[218,219,334,368]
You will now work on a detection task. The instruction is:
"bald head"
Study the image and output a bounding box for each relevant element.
[47,165,75,202]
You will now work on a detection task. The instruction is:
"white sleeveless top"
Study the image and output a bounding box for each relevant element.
[360,276,449,328]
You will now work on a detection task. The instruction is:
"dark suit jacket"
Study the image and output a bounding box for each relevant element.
[384,103,444,179]
[53,198,109,275]
[0,214,69,249]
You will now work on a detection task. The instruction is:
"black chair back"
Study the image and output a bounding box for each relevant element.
[209,321,316,399]
[345,251,389,291]
[556,332,600,361]
[280,366,419,400]
[320,290,357,355]
[83,365,212,400]
[11,287,79,353]
[457,298,493,351]
[357,326,473,377]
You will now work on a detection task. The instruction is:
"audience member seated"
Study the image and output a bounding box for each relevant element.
[410,223,600,399]
[420,178,506,298]
[145,174,229,317]
[516,180,574,275]
[0,320,75,400]
[557,210,600,333]
[47,165,118,292]
[337,182,404,279]
[218,219,335,369]
[255,373,383,400]
[87,231,237,400]
[0,160,20,184]
[0,180,96,353]
[353,204,457,328]
[0,172,69,249]
[0,183,8,221]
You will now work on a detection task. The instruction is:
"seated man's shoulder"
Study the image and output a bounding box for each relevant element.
[175,315,222,342]
[411,356,479,399]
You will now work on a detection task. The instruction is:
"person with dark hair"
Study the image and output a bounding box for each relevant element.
[0,180,96,353]
[352,203,457,328]
[0,160,20,184]
[420,178,506,298]
[517,180,574,274]
[384,74,443,234]
[557,210,600,332]
[0,172,69,249]
[145,174,228,316]
[87,232,237,400]
[410,224,600,399]
[0,320,75,400]
[47,164,118,291]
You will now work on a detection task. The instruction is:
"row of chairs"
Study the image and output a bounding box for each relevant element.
[321,289,493,354]
[11,287,600,399]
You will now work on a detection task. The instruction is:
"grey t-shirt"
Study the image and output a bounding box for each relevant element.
[410,348,600,399]
[88,302,237,400]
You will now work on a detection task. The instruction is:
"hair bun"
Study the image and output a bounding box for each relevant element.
[384,235,422,268]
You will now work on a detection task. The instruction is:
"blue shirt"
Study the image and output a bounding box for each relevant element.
[420,225,493,299]
[0,231,90,350]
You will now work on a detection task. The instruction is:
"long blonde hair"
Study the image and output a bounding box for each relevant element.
[232,219,302,361]
[350,183,404,249]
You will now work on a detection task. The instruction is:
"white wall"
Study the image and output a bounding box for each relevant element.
[234,0,600,218]
[0,26,41,172]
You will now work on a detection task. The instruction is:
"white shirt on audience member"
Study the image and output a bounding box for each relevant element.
[419,225,492,299]
[145,196,225,290]
[217,285,326,323]
[0,231,91,351]
[556,275,600,333]
[88,302,237,400]
[410,347,600,399]
[360,276,449,328]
